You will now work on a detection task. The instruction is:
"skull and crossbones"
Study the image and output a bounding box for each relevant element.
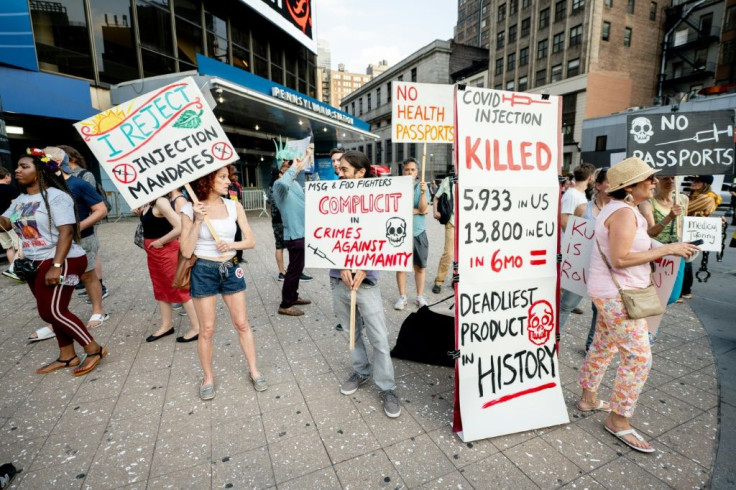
[630,117,654,144]
[527,300,555,346]
[386,217,406,247]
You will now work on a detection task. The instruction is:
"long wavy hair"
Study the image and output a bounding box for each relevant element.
[189,170,219,202]
[23,151,81,242]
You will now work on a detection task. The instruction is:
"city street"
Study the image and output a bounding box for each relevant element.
[0,212,726,489]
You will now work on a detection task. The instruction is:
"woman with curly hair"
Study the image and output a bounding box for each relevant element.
[179,166,266,400]
[0,149,107,376]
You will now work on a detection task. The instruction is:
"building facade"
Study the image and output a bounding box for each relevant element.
[329,65,372,108]
[340,40,488,179]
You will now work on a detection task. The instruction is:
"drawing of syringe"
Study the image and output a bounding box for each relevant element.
[655,123,734,146]
[308,244,336,265]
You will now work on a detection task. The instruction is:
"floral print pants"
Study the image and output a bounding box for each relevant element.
[578,297,652,417]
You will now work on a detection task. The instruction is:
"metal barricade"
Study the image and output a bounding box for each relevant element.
[241,189,269,217]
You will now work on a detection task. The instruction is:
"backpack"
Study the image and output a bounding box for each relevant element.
[79,169,112,212]
[437,180,453,225]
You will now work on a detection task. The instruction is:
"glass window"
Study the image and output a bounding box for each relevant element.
[572,0,585,13]
[252,34,268,77]
[377,87,381,106]
[232,42,251,73]
[509,24,517,42]
[595,135,607,151]
[497,31,505,49]
[498,3,506,22]
[523,0,531,7]
[605,0,613,6]
[397,143,404,162]
[141,49,177,77]
[175,0,200,24]
[555,1,566,22]
[137,0,174,55]
[567,58,580,76]
[495,83,503,90]
[359,98,363,115]
[367,93,372,111]
[376,140,383,163]
[537,39,548,58]
[510,0,518,15]
[507,52,516,70]
[536,68,546,86]
[521,17,530,37]
[89,0,139,83]
[518,75,528,91]
[495,57,504,75]
[386,139,393,163]
[569,24,583,46]
[365,143,372,161]
[539,8,550,28]
[649,2,657,21]
[506,80,515,90]
[627,0,635,14]
[409,144,416,158]
[411,67,417,82]
[602,21,610,41]
[562,93,576,144]
[553,32,565,52]
[176,17,203,70]
[519,47,529,66]
[726,6,736,31]
[387,81,392,101]
[205,11,228,64]
[624,27,632,46]
[31,0,95,79]
[551,64,562,82]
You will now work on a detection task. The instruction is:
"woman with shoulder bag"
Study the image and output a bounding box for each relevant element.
[179,167,266,400]
[0,149,107,376]
[576,157,699,453]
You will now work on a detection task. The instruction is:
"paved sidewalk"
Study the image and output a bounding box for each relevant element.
[0,214,719,489]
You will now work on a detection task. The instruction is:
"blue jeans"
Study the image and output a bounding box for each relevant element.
[331,277,395,392]
[559,288,583,329]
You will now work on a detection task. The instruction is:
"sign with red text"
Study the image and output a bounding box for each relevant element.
[304,176,414,271]
[392,82,454,143]
[454,86,568,442]
[74,77,237,209]
[560,217,594,297]
[683,217,722,252]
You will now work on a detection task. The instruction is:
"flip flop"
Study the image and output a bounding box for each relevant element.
[605,425,655,453]
[28,326,55,342]
[87,313,109,329]
[73,346,108,377]
[576,399,611,412]
[36,355,80,374]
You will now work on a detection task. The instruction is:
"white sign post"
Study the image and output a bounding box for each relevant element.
[453,87,568,441]
[682,217,723,252]
[74,77,238,209]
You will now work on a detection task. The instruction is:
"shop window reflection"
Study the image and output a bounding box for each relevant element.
[89,0,139,84]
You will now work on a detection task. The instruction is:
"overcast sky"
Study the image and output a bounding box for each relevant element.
[313,0,458,74]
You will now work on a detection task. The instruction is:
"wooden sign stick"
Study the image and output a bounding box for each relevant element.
[421,142,427,183]
[349,269,357,350]
[674,176,682,241]
[184,183,221,241]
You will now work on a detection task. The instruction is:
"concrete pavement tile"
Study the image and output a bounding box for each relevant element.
[658,345,714,371]
[459,452,538,488]
[627,404,681,438]
[281,338,322,360]
[156,416,209,449]
[560,474,607,489]
[257,381,305,413]
[293,371,342,402]
[0,435,45,474]
[289,353,332,381]
[51,397,116,437]
[677,366,718,395]
[427,424,498,468]
[102,415,160,450]
[208,383,260,421]
[657,379,718,411]
[120,367,169,395]
[211,445,275,489]
[637,388,704,425]
[13,464,87,489]
[255,359,298,388]
[559,361,581,387]
[211,415,267,460]
[278,467,341,490]
[31,425,105,471]
[149,438,210,478]
[71,370,128,404]
[489,428,538,451]
[146,462,211,489]
[267,431,331,483]
[650,356,696,378]
[416,470,473,489]
[318,416,381,465]
[160,386,212,425]
[384,433,455,487]
[305,393,361,429]
[1,407,62,444]
[639,368,676,393]
[82,442,154,489]
[362,401,425,446]
[129,349,175,373]
[261,400,316,443]
[110,387,166,422]
[627,441,710,489]
[648,332,687,354]
[333,450,406,489]
[656,408,717,469]
[540,424,618,472]
[398,390,454,432]
[503,437,584,487]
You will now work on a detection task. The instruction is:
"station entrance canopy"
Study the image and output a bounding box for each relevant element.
[111,55,377,162]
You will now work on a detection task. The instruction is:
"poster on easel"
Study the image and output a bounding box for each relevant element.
[453,87,569,442]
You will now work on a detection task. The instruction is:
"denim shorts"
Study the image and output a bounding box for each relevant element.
[190,257,246,298]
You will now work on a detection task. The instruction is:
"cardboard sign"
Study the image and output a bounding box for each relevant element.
[454,86,568,442]
[627,111,734,175]
[74,77,237,209]
[560,216,594,297]
[304,176,414,271]
[683,217,723,252]
[392,82,454,143]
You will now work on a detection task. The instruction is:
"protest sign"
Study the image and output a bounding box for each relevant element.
[627,111,734,175]
[392,82,454,143]
[560,216,594,297]
[74,77,237,209]
[304,176,414,272]
[683,217,723,252]
[454,86,568,442]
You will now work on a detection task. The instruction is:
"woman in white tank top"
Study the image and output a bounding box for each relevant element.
[180,167,267,400]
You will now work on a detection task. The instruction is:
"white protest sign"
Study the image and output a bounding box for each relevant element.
[646,253,682,334]
[454,87,568,442]
[392,82,454,143]
[75,77,237,209]
[304,176,414,271]
[560,217,594,297]
[682,217,722,252]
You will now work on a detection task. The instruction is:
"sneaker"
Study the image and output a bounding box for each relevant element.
[380,390,402,418]
[299,272,313,282]
[74,281,85,290]
[278,273,285,281]
[77,288,89,297]
[172,303,183,309]
[394,295,407,310]
[681,293,693,299]
[431,284,442,294]
[340,372,370,395]
[2,269,23,282]
[648,332,656,345]
[572,307,584,315]
[85,287,109,304]
[0,462,18,489]
[251,375,268,392]
[416,296,428,308]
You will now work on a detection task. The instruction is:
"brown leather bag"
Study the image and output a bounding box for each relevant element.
[172,253,197,289]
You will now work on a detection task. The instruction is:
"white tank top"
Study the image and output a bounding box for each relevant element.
[181,198,238,259]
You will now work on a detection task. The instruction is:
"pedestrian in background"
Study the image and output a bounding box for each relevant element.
[681,174,720,300]
[431,174,454,295]
[0,166,21,281]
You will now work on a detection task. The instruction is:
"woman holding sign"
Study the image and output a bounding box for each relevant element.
[577,157,699,453]
[179,167,266,400]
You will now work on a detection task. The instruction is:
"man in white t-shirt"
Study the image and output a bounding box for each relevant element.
[560,163,595,231]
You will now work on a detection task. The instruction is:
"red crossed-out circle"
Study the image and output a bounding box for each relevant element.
[112,163,137,184]
[211,142,234,161]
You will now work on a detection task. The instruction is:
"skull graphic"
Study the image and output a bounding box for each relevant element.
[386,217,407,247]
[630,116,654,144]
[527,300,555,346]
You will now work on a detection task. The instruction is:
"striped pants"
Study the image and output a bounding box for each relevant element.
[28,256,93,348]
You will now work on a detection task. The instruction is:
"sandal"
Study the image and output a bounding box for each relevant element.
[73,346,108,377]
[605,425,655,453]
[28,325,55,342]
[87,313,109,329]
[36,355,80,374]
[576,399,611,412]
